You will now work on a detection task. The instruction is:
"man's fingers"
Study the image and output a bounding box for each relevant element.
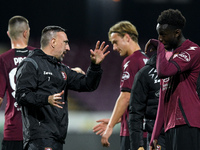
[95,129,104,135]
[60,90,64,95]
[53,90,64,100]
[103,51,110,57]
[53,103,63,109]
[93,125,101,131]
[55,100,65,104]
[96,119,104,122]
[99,41,105,50]
[102,45,109,53]
[95,41,100,49]
[153,139,158,149]
[95,130,102,135]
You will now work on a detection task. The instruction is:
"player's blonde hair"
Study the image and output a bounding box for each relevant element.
[108,21,138,42]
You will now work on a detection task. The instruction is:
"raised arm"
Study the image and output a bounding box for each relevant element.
[145,39,178,78]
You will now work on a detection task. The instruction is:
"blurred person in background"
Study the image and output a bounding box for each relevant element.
[93,21,148,150]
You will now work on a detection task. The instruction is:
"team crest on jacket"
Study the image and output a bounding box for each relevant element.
[61,71,67,80]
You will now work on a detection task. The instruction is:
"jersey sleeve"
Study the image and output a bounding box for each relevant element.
[121,59,140,92]
[0,56,7,98]
[149,84,164,146]
[156,42,178,78]
[157,42,200,78]
[171,46,200,73]
[66,63,102,92]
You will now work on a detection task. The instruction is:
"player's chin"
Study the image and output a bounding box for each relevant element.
[59,56,64,62]
[165,46,172,51]
[119,52,125,57]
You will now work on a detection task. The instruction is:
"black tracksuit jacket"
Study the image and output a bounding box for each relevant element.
[15,49,102,146]
[129,54,160,150]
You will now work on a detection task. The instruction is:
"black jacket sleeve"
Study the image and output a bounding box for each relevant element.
[129,67,149,150]
[66,62,102,92]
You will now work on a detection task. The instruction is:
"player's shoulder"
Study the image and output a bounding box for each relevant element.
[184,40,200,51]
[27,46,36,50]
[127,50,148,61]
[0,48,15,60]
[137,65,152,77]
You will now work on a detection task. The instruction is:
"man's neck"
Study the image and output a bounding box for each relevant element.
[11,40,28,49]
[128,43,141,56]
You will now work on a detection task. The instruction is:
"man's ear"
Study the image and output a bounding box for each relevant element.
[7,31,10,38]
[175,29,181,38]
[51,38,56,48]
[124,33,131,42]
[23,30,28,39]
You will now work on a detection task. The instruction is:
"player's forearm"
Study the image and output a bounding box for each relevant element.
[157,43,177,78]
[108,93,130,128]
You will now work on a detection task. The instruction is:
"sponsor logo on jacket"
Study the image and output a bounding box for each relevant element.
[44,71,53,75]
[61,71,67,80]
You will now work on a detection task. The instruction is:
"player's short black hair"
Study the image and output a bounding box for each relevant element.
[42,26,65,35]
[157,9,186,29]
[8,16,29,39]
[40,26,66,48]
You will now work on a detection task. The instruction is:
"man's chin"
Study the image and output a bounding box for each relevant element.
[165,46,171,51]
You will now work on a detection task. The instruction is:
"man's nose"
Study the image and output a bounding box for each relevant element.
[113,44,117,51]
[158,36,162,42]
[66,45,70,51]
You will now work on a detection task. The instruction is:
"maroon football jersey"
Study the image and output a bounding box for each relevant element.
[160,40,200,132]
[0,46,35,141]
[150,40,200,146]
[120,50,148,136]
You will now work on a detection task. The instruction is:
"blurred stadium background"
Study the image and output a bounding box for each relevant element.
[0,0,199,149]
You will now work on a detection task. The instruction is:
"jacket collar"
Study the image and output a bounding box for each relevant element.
[32,49,61,64]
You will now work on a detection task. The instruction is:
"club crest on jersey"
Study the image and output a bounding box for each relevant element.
[122,71,130,81]
[61,71,67,80]
[174,52,191,62]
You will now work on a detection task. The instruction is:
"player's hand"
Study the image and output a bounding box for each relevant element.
[153,139,158,150]
[149,146,153,150]
[93,119,109,136]
[101,126,113,147]
[71,67,85,74]
[48,90,65,108]
[145,39,159,57]
[149,139,160,150]
[90,41,110,64]
[0,97,3,107]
